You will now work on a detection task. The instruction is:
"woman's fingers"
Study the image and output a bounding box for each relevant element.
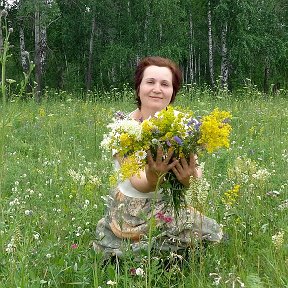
[155,146,163,163]
[146,150,154,166]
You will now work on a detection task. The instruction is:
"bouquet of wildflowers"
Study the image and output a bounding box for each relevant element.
[101,106,232,214]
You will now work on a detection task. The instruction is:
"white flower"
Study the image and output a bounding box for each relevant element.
[106,280,117,285]
[33,233,40,240]
[24,210,32,216]
[252,168,271,181]
[46,253,52,259]
[135,267,144,276]
[272,231,284,249]
[135,150,147,161]
[5,243,16,253]
[151,138,159,145]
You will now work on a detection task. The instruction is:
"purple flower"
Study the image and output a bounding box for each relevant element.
[166,140,172,147]
[188,118,201,131]
[114,111,126,120]
[195,122,201,131]
[173,136,183,145]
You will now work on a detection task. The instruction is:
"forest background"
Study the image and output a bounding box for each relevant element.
[1,0,288,102]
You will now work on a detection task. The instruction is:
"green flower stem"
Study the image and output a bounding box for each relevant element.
[146,172,165,288]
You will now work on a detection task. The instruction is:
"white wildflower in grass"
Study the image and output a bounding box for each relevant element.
[252,168,271,181]
[135,267,145,276]
[266,190,280,197]
[278,199,288,211]
[33,233,40,240]
[46,253,52,259]
[106,280,117,285]
[24,209,33,216]
[9,198,20,206]
[68,167,100,187]
[281,149,288,162]
[224,273,245,287]
[272,231,284,249]
[5,242,16,254]
[186,175,210,212]
[209,272,222,286]
[228,156,271,188]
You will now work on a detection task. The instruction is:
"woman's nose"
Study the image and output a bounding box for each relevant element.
[152,83,161,93]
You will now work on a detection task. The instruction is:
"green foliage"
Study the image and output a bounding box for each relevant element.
[3,0,288,94]
[0,90,287,287]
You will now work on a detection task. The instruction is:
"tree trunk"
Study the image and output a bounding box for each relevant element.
[220,22,228,89]
[34,6,41,102]
[0,11,3,52]
[263,65,269,94]
[144,3,151,53]
[189,12,194,84]
[34,2,47,102]
[19,22,29,73]
[207,1,215,88]
[86,15,96,91]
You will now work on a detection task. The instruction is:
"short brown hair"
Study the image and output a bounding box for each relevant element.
[134,56,182,108]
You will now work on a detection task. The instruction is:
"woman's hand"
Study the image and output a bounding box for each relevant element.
[171,153,202,187]
[145,146,179,188]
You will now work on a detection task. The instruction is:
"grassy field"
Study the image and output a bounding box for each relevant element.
[0,89,287,287]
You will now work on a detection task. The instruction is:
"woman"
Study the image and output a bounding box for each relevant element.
[94,56,223,258]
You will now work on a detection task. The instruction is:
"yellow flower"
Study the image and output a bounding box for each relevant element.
[119,133,132,147]
[39,107,46,117]
[222,184,241,207]
[120,156,143,180]
[198,108,232,153]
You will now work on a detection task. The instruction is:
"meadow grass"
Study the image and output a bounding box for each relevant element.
[0,89,287,288]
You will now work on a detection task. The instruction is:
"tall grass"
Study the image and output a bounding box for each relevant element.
[0,89,287,287]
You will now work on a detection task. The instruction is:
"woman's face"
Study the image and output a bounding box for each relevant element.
[138,65,173,113]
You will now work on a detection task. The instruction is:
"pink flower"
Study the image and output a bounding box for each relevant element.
[156,211,165,220]
[71,243,78,249]
[164,216,173,223]
[156,211,173,223]
[130,268,136,275]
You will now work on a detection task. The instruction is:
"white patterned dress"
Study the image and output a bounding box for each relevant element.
[94,160,223,258]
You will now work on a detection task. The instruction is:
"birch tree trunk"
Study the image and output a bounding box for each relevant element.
[86,15,96,91]
[207,1,215,88]
[34,1,47,102]
[188,12,194,84]
[19,21,29,73]
[34,5,41,102]
[220,22,228,88]
[144,3,151,53]
[263,65,269,94]
[0,11,3,52]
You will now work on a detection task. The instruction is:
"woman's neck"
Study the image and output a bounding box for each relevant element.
[137,107,159,120]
